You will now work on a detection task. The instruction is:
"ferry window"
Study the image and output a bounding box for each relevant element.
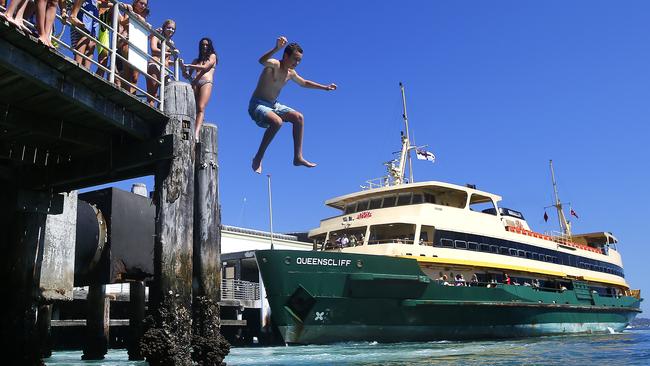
[500,247,509,255]
[420,225,434,246]
[382,195,397,208]
[525,251,532,259]
[532,253,539,260]
[545,255,553,262]
[509,248,517,256]
[468,242,478,250]
[517,250,526,258]
[469,194,496,214]
[397,193,412,206]
[424,193,435,203]
[369,198,383,210]
[412,194,423,204]
[345,203,356,214]
[368,223,415,245]
[455,240,467,249]
[490,245,499,254]
[357,200,370,211]
[480,243,490,252]
[441,238,454,247]
[436,189,468,209]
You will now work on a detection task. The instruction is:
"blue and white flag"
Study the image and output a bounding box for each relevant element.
[416,149,435,162]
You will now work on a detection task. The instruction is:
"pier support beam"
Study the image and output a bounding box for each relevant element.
[0,186,60,365]
[36,304,53,359]
[82,284,109,360]
[127,281,146,360]
[142,82,196,366]
[192,124,230,364]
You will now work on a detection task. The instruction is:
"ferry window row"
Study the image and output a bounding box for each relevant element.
[435,231,624,278]
[343,189,476,215]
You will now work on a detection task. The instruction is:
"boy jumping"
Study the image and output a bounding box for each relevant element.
[249,36,337,173]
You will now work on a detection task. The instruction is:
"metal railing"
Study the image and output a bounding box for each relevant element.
[1,0,182,111]
[221,279,260,302]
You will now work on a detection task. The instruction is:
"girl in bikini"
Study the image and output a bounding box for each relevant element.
[146,19,175,107]
[183,37,218,140]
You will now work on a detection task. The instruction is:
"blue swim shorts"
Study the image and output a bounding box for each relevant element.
[248,98,295,128]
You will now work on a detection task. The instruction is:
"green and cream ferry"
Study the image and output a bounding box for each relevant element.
[256,86,642,344]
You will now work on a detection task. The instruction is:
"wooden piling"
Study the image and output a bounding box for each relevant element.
[36,304,53,359]
[142,81,196,366]
[81,284,109,360]
[127,281,146,360]
[192,123,230,364]
[0,188,60,365]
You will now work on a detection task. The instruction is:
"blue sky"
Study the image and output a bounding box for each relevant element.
[95,1,650,313]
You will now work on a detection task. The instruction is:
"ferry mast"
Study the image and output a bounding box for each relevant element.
[549,159,572,237]
[400,82,414,184]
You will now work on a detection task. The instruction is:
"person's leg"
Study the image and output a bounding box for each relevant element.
[127,66,139,94]
[83,39,96,69]
[12,0,30,31]
[5,0,27,26]
[95,51,108,78]
[146,64,160,107]
[36,0,57,47]
[74,36,86,64]
[252,112,283,174]
[194,82,212,139]
[35,0,47,43]
[67,0,84,28]
[281,110,316,168]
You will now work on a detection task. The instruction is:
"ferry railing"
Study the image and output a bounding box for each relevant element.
[1,1,182,111]
[221,279,260,302]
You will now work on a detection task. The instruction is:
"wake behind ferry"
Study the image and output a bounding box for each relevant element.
[256,85,642,344]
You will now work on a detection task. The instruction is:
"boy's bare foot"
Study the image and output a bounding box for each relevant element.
[252,157,262,174]
[293,157,317,168]
[69,16,84,29]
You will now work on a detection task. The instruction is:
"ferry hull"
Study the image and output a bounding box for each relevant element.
[256,250,641,344]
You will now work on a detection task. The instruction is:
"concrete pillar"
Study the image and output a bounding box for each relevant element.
[142,81,196,366]
[127,281,146,360]
[82,284,109,360]
[192,123,230,364]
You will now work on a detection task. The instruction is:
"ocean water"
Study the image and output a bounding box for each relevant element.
[45,327,650,366]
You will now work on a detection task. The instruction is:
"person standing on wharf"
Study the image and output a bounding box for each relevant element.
[248,36,337,174]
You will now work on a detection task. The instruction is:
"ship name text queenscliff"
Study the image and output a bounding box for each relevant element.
[296,257,352,267]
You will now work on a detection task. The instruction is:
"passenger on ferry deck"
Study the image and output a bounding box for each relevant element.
[455,274,465,286]
[504,273,511,285]
[340,234,349,247]
[470,274,479,286]
[440,275,450,286]
[35,0,61,48]
[349,235,357,246]
[532,279,540,289]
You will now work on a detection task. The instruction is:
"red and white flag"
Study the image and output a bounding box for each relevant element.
[416,149,435,162]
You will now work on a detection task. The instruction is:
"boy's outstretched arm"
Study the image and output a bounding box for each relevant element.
[291,70,337,91]
[258,36,288,67]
